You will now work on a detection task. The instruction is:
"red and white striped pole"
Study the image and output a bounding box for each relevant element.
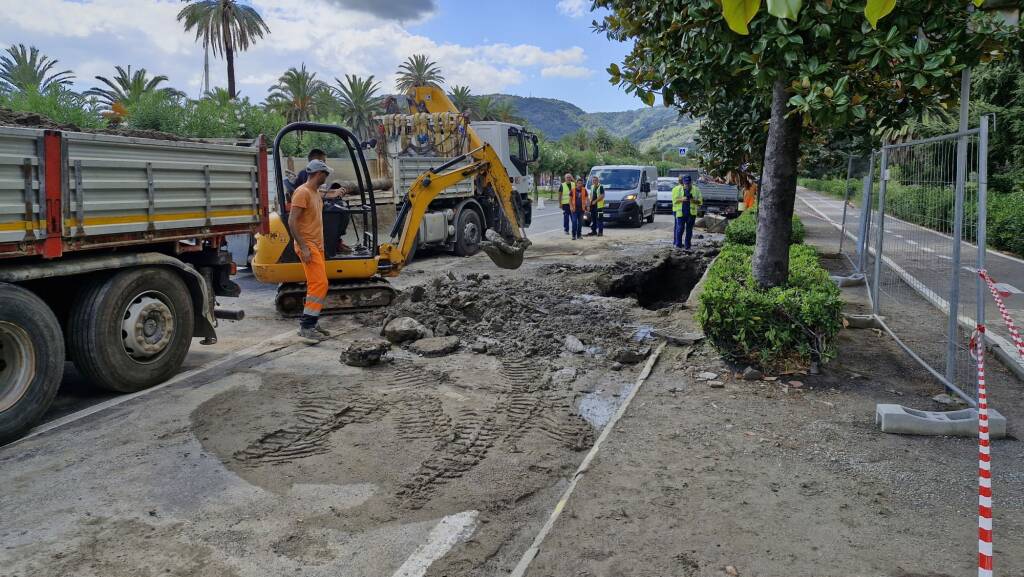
[972,324,993,577]
[980,271,1024,359]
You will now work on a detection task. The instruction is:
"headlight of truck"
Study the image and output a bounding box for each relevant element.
[624,194,637,201]
[738,202,745,211]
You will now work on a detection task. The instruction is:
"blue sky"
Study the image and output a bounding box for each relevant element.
[0,0,645,112]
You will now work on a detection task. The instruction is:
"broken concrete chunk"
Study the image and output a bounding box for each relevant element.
[741,366,763,381]
[470,341,488,353]
[383,317,433,344]
[931,393,965,406]
[551,367,578,387]
[709,380,725,388]
[341,339,390,367]
[564,335,587,354]
[652,329,705,346]
[409,336,461,357]
[697,371,718,381]
[610,362,624,371]
[408,285,426,303]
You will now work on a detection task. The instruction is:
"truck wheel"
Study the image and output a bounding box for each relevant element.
[646,208,655,223]
[454,209,482,257]
[0,284,64,443]
[631,207,644,228]
[69,268,194,393]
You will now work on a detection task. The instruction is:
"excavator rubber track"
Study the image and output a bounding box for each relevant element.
[275,278,397,317]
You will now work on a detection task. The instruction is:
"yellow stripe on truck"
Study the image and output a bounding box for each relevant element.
[63,208,257,228]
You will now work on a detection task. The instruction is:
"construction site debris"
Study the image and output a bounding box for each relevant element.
[741,366,763,380]
[409,336,461,357]
[341,339,390,367]
[652,329,705,346]
[564,335,587,354]
[383,317,432,343]
[609,346,650,365]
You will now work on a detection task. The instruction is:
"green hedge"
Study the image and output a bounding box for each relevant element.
[724,208,805,246]
[697,243,843,371]
[799,177,1022,257]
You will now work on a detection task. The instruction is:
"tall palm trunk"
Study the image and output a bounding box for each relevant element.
[752,77,802,289]
[223,9,236,99]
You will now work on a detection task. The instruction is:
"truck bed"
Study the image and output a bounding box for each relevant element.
[0,127,267,259]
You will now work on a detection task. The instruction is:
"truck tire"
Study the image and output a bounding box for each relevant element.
[454,209,482,257]
[0,283,64,444]
[68,267,194,393]
[631,206,644,228]
[646,208,655,223]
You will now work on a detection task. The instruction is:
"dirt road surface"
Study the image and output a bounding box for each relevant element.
[1,212,711,577]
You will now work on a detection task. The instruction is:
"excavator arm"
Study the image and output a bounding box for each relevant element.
[378,143,531,274]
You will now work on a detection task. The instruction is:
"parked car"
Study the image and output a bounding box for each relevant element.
[587,165,658,227]
[655,176,677,215]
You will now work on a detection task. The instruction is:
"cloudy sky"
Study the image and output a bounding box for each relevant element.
[0,0,645,112]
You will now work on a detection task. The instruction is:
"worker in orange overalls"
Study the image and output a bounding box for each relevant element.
[288,159,332,343]
[568,177,590,240]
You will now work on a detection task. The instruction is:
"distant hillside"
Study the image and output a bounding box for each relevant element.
[485,94,694,150]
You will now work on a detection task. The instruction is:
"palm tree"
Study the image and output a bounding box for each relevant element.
[449,85,473,113]
[0,44,74,94]
[492,99,521,123]
[177,0,271,99]
[85,65,182,109]
[472,95,496,122]
[334,74,382,141]
[395,54,445,92]
[202,86,234,106]
[266,64,327,124]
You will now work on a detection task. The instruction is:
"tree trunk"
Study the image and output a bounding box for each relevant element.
[752,77,802,289]
[223,11,236,99]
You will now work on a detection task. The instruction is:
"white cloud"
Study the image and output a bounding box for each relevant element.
[541,65,592,79]
[556,0,589,18]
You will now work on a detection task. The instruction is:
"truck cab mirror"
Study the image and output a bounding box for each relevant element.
[641,182,650,193]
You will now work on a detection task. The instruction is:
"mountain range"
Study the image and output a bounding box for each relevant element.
[484,94,698,152]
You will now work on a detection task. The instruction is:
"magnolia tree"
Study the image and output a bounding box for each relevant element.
[597,0,1009,287]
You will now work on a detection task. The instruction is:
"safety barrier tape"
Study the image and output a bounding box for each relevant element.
[972,271,1024,577]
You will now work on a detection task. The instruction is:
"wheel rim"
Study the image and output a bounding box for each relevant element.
[463,219,480,246]
[121,291,175,363]
[0,321,35,412]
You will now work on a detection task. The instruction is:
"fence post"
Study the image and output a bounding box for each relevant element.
[976,116,989,360]
[947,127,970,388]
[856,154,875,274]
[839,153,854,254]
[871,149,888,316]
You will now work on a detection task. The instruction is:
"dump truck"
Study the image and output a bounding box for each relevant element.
[665,168,744,218]
[377,87,537,257]
[0,126,267,442]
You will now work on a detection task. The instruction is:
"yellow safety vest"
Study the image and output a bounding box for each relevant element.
[592,185,605,209]
[560,182,572,205]
[672,184,702,217]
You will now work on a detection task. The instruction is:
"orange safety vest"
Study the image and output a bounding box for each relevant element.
[569,186,589,213]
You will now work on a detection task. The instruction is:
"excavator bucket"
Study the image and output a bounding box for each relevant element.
[481,230,531,270]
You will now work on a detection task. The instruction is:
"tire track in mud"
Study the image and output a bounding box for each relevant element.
[390,361,449,390]
[393,394,452,444]
[397,407,499,509]
[234,392,384,465]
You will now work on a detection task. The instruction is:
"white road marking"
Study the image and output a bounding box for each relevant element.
[390,511,479,577]
[6,328,302,448]
[922,247,935,253]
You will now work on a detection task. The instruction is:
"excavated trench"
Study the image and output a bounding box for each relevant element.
[597,252,708,310]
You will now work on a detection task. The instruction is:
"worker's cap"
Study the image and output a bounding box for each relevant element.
[306,159,333,175]
[682,175,692,183]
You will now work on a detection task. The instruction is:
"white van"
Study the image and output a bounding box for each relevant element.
[587,165,658,227]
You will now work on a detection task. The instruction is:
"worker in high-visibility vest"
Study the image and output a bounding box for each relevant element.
[672,174,702,250]
[559,173,574,235]
[568,177,590,240]
[587,175,605,237]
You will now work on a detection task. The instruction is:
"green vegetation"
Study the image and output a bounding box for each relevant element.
[396,54,445,92]
[1,87,105,129]
[177,0,270,99]
[697,243,843,371]
[724,209,805,246]
[0,44,73,94]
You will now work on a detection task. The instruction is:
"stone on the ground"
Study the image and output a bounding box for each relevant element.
[408,285,426,302]
[564,335,587,354]
[741,366,763,380]
[704,214,728,233]
[610,346,650,365]
[341,339,390,367]
[409,336,461,357]
[697,371,718,381]
[383,317,432,343]
[610,362,624,371]
[470,341,488,353]
[434,320,450,337]
[931,393,964,406]
[551,367,578,386]
[788,380,804,388]
[709,380,725,388]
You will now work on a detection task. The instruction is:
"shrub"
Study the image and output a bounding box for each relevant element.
[697,243,843,371]
[724,208,804,246]
[989,190,1024,257]
[1,87,106,129]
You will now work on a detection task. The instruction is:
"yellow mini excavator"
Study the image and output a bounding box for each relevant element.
[251,109,531,316]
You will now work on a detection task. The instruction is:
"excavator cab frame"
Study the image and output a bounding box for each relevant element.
[271,122,379,263]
